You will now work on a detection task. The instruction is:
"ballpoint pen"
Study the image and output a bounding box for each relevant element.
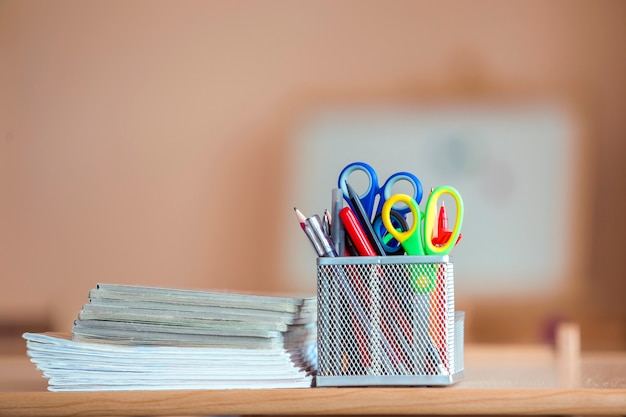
[323,209,331,237]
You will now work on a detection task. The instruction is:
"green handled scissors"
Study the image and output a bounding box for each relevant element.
[381,186,464,292]
[381,185,464,256]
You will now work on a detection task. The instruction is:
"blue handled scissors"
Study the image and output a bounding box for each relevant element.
[338,162,423,221]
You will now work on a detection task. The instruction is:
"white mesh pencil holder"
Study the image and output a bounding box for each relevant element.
[316,255,464,387]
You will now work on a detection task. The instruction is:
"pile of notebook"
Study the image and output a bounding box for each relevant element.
[24,283,317,391]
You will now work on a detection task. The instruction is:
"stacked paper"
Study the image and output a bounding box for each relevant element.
[24,284,317,391]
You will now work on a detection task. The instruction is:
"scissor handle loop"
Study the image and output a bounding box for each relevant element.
[381,194,424,256]
[338,162,378,218]
[423,185,464,255]
[378,172,423,217]
[373,210,408,255]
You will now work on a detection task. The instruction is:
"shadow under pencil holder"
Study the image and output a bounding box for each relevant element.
[316,255,464,387]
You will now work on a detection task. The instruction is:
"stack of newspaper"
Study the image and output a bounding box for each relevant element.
[24,283,317,391]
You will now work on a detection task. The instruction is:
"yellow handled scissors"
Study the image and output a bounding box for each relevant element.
[381,185,464,256]
[381,186,463,293]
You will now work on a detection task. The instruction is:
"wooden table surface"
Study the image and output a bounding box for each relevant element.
[1,343,625,416]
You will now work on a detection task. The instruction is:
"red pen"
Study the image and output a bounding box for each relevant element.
[431,203,450,246]
[432,202,462,247]
[339,207,377,257]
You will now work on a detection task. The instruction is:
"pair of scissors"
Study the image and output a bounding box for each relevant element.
[381,186,464,292]
[338,162,423,220]
[338,162,423,255]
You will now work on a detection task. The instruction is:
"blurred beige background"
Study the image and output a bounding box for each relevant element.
[1,0,624,354]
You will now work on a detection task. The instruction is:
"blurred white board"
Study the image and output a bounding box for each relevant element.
[283,102,582,297]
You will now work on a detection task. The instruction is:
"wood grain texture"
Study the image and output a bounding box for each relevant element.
[1,388,625,416]
[1,345,625,416]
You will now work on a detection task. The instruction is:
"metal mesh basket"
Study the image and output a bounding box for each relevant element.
[316,255,464,386]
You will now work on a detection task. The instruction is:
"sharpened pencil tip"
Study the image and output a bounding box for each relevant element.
[293,207,307,226]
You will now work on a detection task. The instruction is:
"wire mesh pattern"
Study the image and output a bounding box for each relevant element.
[316,256,463,386]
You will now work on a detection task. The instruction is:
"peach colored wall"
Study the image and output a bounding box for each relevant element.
[1,0,625,342]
